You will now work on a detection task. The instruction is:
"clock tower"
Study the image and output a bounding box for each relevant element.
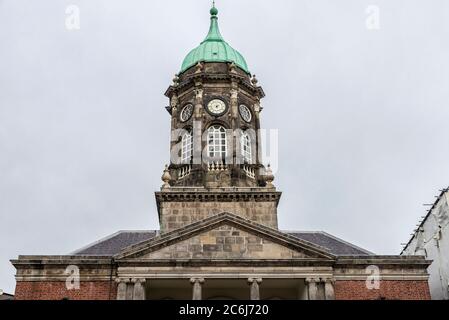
[157,4,281,233]
[11,3,431,302]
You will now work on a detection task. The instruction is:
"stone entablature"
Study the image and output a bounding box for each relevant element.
[333,256,431,281]
[11,255,430,300]
[156,187,281,201]
[12,256,114,282]
[165,62,265,101]
[13,255,428,282]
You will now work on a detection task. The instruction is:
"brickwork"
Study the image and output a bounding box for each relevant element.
[14,281,116,300]
[334,280,431,300]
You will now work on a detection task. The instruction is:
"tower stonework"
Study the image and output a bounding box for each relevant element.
[156,7,280,233]
[11,4,432,301]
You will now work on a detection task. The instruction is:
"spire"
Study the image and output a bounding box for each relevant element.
[202,2,223,43]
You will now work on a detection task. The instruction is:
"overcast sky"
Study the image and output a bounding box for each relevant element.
[1,0,449,294]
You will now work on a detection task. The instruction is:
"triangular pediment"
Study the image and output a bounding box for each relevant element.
[115,213,335,261]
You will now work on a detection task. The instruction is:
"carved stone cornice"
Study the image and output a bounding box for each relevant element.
[116,259,336,268]
[165,73,264,99]
[155,189,282,216]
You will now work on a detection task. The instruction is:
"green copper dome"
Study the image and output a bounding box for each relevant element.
[180,6,249,74]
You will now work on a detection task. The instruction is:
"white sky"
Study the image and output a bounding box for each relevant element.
[1,0,449,294]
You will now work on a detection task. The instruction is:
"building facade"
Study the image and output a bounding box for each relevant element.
[402,188,449,300]
[11,5,431,300]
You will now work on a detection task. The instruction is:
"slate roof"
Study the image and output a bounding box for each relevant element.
[73,229,372,256]
[287,231,373,255]
[72,231,158,256]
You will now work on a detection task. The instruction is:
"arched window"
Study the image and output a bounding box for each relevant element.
[207,125,227,160]
[181,131,193,164]
[241,131,252,163]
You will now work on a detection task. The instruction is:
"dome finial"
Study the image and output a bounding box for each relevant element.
[210,0,218,16]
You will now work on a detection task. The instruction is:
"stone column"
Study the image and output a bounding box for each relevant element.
[125,279,134,300]
[190,278,205,300]
[116,278,127,300]
[248,278,262,300]
[132,278,146,300]
[305,278,318,300]
[324,278,335,300]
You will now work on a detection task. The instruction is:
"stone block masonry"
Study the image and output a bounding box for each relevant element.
[141,224,310,260]
[156,189,281,233]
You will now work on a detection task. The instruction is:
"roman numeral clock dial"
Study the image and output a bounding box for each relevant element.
[207,99,227,116]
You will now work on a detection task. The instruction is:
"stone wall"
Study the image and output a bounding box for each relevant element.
[335,280,431,300]
[159,198,279,232]
[143,225,308,259]
[14,281,116,300]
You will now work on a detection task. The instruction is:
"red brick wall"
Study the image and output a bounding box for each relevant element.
[14,281,117,300]
[15,279,430,300]
[335,280,431,300]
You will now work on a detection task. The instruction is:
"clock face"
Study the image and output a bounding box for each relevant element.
[180,104,193,122]
[207,99,227,116]
[239,105,252,122]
